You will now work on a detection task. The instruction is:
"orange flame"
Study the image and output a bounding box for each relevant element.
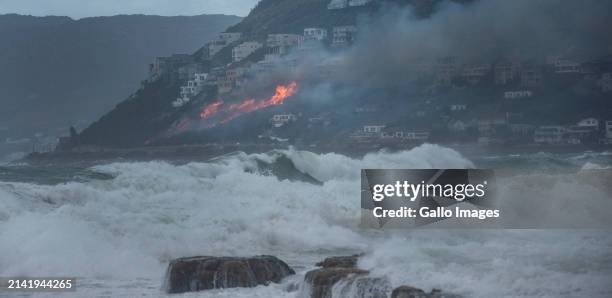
[199,81,298,125]
[200,101,224,119]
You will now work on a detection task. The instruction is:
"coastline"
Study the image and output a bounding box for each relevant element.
[23,142,611,164]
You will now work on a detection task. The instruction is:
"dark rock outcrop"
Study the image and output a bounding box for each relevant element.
[392,286,428,298]
[164,255,295,294]
[316,254,361,269]
[392,286,460,298]
[303,254,392,298]
[304,255,458,298]
[304,267,370,298]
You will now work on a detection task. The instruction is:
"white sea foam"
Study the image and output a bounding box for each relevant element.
[581,161,612,170]
[0,144,611,297]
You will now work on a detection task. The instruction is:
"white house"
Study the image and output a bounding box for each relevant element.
[436,57,460,86]
[218,32,242,42]
[462,64,491,84]
[267,34,302,47]
[363,125,385,134]
[349,0,373,6]
[232,41,263,62]
[208,32,242,57]
[577,118,599,130]
[267,34,303,55]
[180,85,197,98]
[332,26,358,47]
[509,124,535,137]
[553,59,581,73]
[521,66,543,87]
[448,120,468,132]
[478,116,507,135]
[328,0,348,9]
[404,131,430,142]
[534,126,566,144]
[304,28,328,41]
[494,62,519,85]
[381,129,404,139]
[194,73,208,87]
[606,121,612,139]
[450,104,467,111]
[271,114,297,127]
[172,96,190,108]
[504,90,533,99]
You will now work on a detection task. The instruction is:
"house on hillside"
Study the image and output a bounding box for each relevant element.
[534,126,565,144]
[449,104,467,112]
[267,34,303,55]
[448,120,469,132]
[178,64,203,81]
[328,0,348,9]
[553,59,581,74]
[304,28,328,41]
[600,72,612,92]
[581,58,612,80]
[577,118,600,131]
[504,90,533,99]
[509,124,535,138]
[404,131,431,142]
[606,121,612,139]
[520,65,543,87]
[436,57,460,86]
[478,115,508,136]
[350,125,385,142]
[216,68,245,94]
[208,32,242,57]
[349,0,373,6]
[494,61,519,85]
[462,64,491,84]
[232,41,263,62]
[332,26,358,47]
[271,114,298,128]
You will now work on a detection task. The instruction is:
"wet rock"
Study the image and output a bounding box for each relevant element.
[392,286,428,298]
[316,254,361,269]
[164,255,295,294]
[303,268,368,298]
[332,275,392,298]
[392,286,460,298]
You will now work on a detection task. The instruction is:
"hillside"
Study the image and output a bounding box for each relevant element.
[73,0,612,152]
[76,0,472,148]
[227,0,458,38]
[0,13,241,140]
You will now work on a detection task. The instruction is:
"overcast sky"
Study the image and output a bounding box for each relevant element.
[0,0,260,18]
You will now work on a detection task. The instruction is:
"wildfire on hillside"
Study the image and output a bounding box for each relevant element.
[200,81,298,126]
[157,81,299,144]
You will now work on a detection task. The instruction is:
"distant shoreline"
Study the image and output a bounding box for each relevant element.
[23,142,611,164]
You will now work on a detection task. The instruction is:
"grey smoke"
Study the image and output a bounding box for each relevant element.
[340,0,612,88]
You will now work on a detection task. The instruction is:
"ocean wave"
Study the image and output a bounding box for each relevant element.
[0,144,611,297]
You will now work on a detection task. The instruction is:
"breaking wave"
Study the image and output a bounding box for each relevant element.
[0,144,611,297]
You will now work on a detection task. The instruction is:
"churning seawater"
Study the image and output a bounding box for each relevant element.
[1,144,611,297]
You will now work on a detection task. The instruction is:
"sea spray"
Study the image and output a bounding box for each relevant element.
[0,145,611,297]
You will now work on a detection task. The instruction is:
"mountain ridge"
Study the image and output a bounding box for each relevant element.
[0,13,241,139]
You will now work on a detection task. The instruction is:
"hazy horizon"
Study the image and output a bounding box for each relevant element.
[0,0,259,18]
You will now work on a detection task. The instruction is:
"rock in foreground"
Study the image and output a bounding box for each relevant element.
[164,255,295,294]
[301,255,459,298]
[303,255,391,298]
[392,286,461,298]
[315,254,361,269]
[303,267,370,298]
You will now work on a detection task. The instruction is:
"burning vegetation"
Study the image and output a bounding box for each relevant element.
[199,81,298,127]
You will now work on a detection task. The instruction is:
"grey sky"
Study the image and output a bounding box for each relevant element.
[0,0,260,18]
